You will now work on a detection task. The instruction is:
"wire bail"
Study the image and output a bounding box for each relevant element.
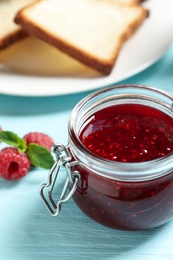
[40,144,80,216]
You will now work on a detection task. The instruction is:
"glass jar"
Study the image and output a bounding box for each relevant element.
[40,84,173,230]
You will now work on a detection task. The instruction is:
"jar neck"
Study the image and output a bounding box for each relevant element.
[68,84,173,182]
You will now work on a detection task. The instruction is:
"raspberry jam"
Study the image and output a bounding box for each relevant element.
[68,85,173,230]
[79,104,173,163]
[40,85,173,230]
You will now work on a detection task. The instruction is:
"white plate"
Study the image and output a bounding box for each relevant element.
[0,0,173,97]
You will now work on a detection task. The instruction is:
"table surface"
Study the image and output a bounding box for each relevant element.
[1,44,173,260]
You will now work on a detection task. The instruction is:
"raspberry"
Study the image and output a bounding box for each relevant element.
[0,147,30,180]
[23,132,54,151]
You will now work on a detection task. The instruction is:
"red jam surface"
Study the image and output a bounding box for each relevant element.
[79,104,173,162]
[71,104,173,230]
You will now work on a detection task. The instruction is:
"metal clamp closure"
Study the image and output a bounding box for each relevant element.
[40,144,80,216]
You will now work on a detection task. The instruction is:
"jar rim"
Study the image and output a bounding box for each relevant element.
[68,84,173,182]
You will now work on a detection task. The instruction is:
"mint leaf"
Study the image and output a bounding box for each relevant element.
[0,131,27,153]
[26,143,54,169]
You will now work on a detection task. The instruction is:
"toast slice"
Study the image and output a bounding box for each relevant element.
[15,0,149,75]
[0,0,37,50]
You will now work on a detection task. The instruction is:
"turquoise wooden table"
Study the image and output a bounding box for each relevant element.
[0,45,173,260]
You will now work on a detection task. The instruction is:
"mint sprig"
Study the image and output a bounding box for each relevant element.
[0,130,54,169]
[26,143,54,169]
[0,131,27,153]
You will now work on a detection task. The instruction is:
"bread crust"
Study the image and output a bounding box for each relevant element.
[15,0,149,75]
[0,29,28,50]
[0,0,39,51]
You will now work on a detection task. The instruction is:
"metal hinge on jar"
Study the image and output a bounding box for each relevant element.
[40,144,80,216]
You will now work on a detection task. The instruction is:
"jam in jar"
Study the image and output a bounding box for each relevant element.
[40,85,173,230]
